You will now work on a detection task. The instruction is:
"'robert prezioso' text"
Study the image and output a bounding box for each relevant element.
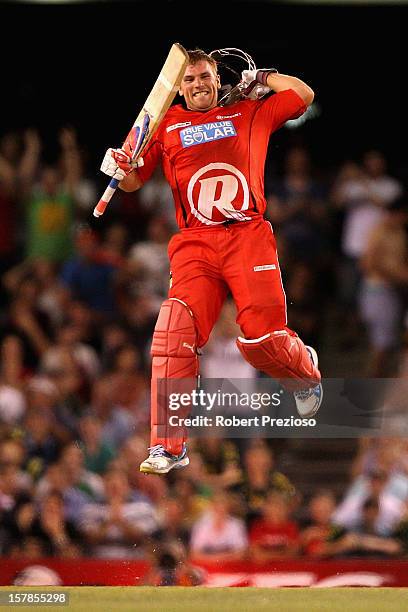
[168,415,316,428]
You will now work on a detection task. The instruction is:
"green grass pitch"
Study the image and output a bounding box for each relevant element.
[1,587,408,611]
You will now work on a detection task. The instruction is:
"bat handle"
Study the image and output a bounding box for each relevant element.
[93,178,120,218]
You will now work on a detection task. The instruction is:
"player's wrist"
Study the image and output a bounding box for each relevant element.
[255,69,278,86]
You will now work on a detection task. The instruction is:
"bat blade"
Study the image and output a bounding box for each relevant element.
[93,43,189,218]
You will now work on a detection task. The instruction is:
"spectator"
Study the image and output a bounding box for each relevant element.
[136,167,176,230]
[108,344,148,417]
[23,407,61,479]
[58,442,104,502]
[34,460,95,524]
[249,490,300,561]
[99,222,129,266]
[350,437,405,483]
[118,292,158,373]
[351,497,403,557]
[392,499,408,556]
[301,489,342,557]
[5,491,82,558]
[190,491,248,562]
[78,468,159,558]
[285,262,324,351]
[232,442,296,526]
[0,439,31,492]
[193,437,242,491]
[0,334,25,389]
[78,413,116,475]
[21,128,82,263]
[331,153,402,347]
[3,258,69,330]
[90,376,137,449]
[0,336,26,427]
[201,299,258,380]
[41,321,100,384]
[128,215,172,299]
[358,196,408,376]
[59,227,119,319]
[267,145,329,265]
[98,322,130,372]
[1,277,53,373]
[0,464,29,514]
[324,497,402,559]
[332,467,408,536]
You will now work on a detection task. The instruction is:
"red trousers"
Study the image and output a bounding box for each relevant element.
[151,216,302,454]
[168,216,289,345]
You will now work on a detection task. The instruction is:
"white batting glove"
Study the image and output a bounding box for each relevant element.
[241,69,257,87]
[100,148,144,181]
[100,148,128,181]
[241,70,271,99]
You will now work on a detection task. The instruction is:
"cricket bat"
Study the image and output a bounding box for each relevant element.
[93,43,189,218]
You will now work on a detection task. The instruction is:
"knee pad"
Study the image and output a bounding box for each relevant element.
[151,298,199,376]
[151,298,199,455]
[236,329,321,391]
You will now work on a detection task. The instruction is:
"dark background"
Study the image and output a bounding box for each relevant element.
[1,0,406,178]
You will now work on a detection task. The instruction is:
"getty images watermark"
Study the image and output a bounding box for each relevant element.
[167,388,317,429]
[157,377,397,438]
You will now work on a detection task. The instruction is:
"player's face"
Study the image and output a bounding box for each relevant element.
[180,60,220,111]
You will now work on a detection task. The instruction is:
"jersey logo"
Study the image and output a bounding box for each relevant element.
[187,163,249,225]
[180,121,237,148]
[166,121,192,133]
[216,113,242,119]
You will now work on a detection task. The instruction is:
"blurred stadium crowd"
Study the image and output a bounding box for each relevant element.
[1,126,408,582]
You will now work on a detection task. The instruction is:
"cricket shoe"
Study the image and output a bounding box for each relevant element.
[139,444,189,474]
[293,346,323,418]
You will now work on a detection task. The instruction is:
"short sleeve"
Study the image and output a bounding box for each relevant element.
[255,89,307,134]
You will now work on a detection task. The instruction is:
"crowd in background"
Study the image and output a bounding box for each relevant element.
[1,125,408,580]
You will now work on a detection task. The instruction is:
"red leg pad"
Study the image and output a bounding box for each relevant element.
[237,329,321,391]
[151,298,198,455]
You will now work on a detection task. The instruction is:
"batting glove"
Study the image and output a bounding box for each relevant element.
[242,68,278,86]
[100,148,144,181]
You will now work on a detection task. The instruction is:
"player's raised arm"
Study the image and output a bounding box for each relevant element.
[242,69,314,106]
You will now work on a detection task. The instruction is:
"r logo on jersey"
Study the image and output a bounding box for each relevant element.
[187,163,249,225]
[180,121,237,148]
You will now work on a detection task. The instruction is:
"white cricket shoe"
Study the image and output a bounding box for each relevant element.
[139,444,189,474]
[294,346,323,418]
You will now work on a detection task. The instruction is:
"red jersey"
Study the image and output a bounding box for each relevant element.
[137,89,306,229]
[249,519,300,550]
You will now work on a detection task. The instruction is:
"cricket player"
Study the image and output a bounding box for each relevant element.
[101,48,322,474]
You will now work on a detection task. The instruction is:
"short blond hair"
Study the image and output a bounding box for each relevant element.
[187,48,217,72]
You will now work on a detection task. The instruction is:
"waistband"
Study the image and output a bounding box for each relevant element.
[180,214,265,233]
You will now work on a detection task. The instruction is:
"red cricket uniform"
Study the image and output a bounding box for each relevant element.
[137,89,311,454]
[137,89,306,345]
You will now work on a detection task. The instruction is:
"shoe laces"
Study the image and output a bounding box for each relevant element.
[148,445,168,458]
[294,388,313,401]
[295,385,320,401]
